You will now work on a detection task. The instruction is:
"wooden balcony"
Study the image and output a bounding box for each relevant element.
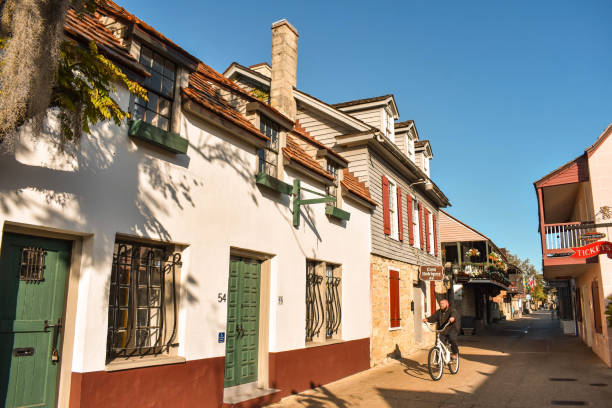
[541,222,598,270]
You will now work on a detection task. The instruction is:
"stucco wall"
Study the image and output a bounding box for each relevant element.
[0,85,372,374]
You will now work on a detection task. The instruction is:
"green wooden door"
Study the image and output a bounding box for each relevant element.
[224,257,261,387]
[0,233,71,408]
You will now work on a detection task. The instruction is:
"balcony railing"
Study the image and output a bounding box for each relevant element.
[543,222,596,253]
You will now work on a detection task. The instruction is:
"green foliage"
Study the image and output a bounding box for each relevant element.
[52,40,147,140]
[250,88,270,102]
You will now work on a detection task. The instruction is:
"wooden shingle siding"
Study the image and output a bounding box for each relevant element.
[296,106,354,148]
[349,108,383,130]
[336,146,370,185]
[369,151,440,265]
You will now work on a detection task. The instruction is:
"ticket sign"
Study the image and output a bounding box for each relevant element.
[419,266,444,281]
[571,241,612,259]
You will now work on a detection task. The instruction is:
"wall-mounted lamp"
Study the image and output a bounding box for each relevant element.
[409,179,434,191]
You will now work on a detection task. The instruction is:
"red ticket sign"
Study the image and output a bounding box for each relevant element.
[571,241,612,259]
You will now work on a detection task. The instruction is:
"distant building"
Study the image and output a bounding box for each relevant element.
[534,124,612,367]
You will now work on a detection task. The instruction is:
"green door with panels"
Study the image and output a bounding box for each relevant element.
[224,257,261,387]
[0,233,71,408]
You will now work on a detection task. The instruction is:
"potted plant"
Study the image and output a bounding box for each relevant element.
[465,248,480,262]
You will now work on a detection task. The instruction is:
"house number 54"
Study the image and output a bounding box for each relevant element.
[218,293,227,303]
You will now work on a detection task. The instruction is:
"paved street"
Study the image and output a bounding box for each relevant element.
[267,312,612,407]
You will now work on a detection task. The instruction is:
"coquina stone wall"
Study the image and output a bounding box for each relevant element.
[370,254,438,365]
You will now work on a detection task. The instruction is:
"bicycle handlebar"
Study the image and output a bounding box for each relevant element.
[424,320,453,333]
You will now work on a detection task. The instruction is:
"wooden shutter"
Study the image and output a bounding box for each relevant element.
[407,195,414,245]
[430,281,436,313]
[425,208,431,253]
[592,280,602,334]
[433,213,438,256]
[382,175,390,235]
[397,186,403,241]
[389,270,400,328]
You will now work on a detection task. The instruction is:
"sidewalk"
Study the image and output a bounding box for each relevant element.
[266,312,612,407]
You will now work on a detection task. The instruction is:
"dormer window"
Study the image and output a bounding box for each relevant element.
[407,136,415,162]
[133,45,176,131]
[257,116,280,177]
[383,109,395,143]
[423,156,430,176]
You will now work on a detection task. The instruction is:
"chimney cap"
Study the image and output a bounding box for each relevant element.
[271,19,299,37]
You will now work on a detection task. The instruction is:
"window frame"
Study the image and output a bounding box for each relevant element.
[257,115,280,177]
[132,44,177,132]
[106,239,182,364]
[407,135,415,162]
[388,178,399,240]
[326,160,339,199]
[305,259,342,344]
[412,197,420,248]
[423,156,430,176]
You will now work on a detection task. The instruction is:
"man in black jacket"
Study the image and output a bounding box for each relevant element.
[423,298,459,359]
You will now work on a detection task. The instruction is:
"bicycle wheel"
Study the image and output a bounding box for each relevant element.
[448,354,460,374]
[428,347,443,381]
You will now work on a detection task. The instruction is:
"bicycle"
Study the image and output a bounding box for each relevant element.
[425,321,459,380]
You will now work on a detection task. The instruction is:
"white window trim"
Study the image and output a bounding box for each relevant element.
[407,136,415,162]
[412,197,420,248]
[388,177,399,240]
[423,156,430,177]
[428,211,435,255]
[388,267,401,330]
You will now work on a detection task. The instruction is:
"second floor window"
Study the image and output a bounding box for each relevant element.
[257,116,279,177]
[412,198,420,248]
[326,161,339,198]
[133,46,176,132]
[389,179,398,240]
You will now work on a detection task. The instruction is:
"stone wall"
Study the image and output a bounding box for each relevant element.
[370,254,437,365]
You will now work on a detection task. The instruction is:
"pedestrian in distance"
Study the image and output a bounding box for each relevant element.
[423,298,460,360]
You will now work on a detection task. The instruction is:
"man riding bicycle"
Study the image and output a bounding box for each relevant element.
[423,298,459,360]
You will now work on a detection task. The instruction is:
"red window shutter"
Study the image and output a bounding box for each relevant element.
[389,270,400,328]
[407,195,414,245]
[425,208,431,253]
[382,175,390,235]
[397,186,403,241]
[430,281,436,313]
[418,202,424,250]
[433,213,438,256]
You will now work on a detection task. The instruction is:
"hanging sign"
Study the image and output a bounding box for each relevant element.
[570,241,612,259]
[419,266,444,281]
[580,232,606,243]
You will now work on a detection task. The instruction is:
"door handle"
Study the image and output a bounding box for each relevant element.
[44,318,62,363]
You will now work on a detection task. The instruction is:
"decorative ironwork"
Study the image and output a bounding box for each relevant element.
[325,265,341,338]
[305,261,324,342]
[106,241,181,362]
[19,247,47,282]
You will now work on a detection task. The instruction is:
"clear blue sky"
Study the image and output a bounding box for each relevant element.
[121,0,612,271]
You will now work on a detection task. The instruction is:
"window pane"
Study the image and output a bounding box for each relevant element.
[152,53,164,74]
[158,97,171,117]
[164,60,176,80]
[147,93,159,111]
[162,78,174,98]
[157,116,169,131]
[139,47,153,69]
[150,71,163,94]
[145,110,158,127]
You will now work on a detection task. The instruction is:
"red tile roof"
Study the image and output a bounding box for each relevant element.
[341,169,376,205]
[98,0,195,62]
[183,63,267,142]
[283,135,334,181]
[64,8,147,76]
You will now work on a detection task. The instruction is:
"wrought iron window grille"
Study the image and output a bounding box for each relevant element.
[106,242,181,363]
[325,267,342,339]
[305,262,324,342]
[19,247,47,282]
[306,261,342,342]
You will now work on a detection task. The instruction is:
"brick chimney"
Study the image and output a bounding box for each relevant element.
[270,19,298,121]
